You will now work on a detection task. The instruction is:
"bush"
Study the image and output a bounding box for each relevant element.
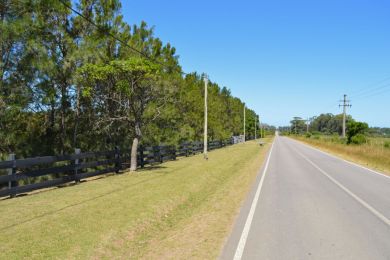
[339,137,347,144]
[312,135,320,140]
[331,135,340,143]
[305,132,312,138]
[350,133,367,144]
[384,141,390,149]
[347,121,369,144]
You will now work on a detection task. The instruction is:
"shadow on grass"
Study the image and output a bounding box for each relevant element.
[138,165,167,172]
[0,164,170,200]
[0,166,169,232]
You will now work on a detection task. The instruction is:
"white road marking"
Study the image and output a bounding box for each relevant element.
[288,137,390,180]
[294,147,390,227]
[233,139,275,260]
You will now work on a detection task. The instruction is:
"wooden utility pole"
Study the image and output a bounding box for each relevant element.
[255,115,257,139]
[306,117,309,133]
[243,104,246,142]
[203,75,208,159]
[259,116,262,138]
[339,94,352,138]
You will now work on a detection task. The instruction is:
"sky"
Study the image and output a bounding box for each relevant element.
[121,0,390,127]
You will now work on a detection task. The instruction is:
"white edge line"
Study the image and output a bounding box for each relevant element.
[287,137,390,180]
[294,147,390,227]
[233,139,275,260]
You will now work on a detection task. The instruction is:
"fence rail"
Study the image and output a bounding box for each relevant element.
[0,138,244,198]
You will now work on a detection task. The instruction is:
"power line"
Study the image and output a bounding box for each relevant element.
[57,0,188,75]
[351,83,390,99]
[349,75,390,97]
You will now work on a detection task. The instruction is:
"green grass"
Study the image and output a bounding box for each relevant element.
[0,138,272,259]
[293,135,390,176]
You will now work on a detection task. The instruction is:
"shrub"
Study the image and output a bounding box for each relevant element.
[347,121,369,144]
[331,135,341,143]
[339,137,347,144]
[384,141,390,149]
[312,135,320,140]
[350,133,367,145]
[305,132,312,138]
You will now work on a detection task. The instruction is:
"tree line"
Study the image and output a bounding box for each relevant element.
[281,113,389,144]
[286,114,353,135]
[0,0,261,167]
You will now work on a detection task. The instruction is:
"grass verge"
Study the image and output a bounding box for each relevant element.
[0,138,272,259]
[291,136,390,176]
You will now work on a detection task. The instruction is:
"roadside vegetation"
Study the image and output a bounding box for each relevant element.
[280,113,390,175]
[0,139,272,259]
[0,0,276,163]
[292,134,390,176]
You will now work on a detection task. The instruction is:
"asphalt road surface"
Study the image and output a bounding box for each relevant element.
[220,136,390,260]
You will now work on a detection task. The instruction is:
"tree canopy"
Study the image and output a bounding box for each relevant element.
[0,0,261,161]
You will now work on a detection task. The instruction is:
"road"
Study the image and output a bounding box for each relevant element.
[220,135,390,260]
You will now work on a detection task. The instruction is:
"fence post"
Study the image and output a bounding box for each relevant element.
[152,146,158,163]
[74,148,81,183]
[185,143,189,157]
[172,146,177,160]
[8,153,16,198]
[139,145,144,168]
[158,146,163,163]
[115,146,120,173]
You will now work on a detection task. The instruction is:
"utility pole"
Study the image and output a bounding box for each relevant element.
[203,75,208,159]
[259,116,263,138]
[254,115,257,139]
[339,94,352,138]
[306,117,309,133]
[243,104,246,142]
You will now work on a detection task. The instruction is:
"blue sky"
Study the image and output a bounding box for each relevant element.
[121,0,390,127]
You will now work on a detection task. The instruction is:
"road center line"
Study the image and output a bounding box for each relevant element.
[233,139,275,260]
[293,147,390,227]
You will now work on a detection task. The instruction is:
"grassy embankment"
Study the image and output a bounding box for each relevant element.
[292,135,390,176]
[0,138,272,259]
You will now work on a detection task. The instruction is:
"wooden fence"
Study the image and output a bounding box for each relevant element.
[0,138,238,198]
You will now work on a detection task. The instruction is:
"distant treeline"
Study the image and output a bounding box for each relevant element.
[368,127,390,137]
[0,0,264,161]
[280,113,389,137]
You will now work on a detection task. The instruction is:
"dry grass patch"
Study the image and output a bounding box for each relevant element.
[292,136,390,176]
[0,138,272,259]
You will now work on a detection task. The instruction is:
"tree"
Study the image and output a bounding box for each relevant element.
[78,57,174,171]
[0,0,267,168]
[290,117,305,134]
[346,121,368,144]
[309,113,353,135]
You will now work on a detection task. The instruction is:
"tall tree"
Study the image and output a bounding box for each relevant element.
[78,57,175,171]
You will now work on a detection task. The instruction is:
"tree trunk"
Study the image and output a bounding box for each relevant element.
[73,85,80,148]
[130,136,139,171]
[130,121,142,172]
[60,84,67,154]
